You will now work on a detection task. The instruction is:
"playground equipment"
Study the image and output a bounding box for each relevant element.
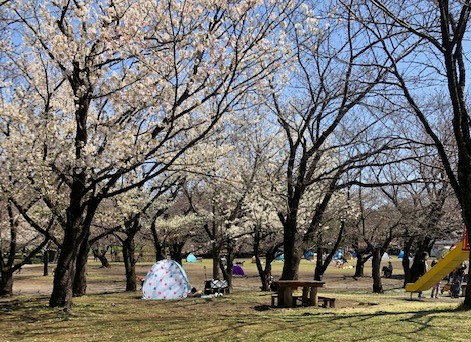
[405,232,469,293]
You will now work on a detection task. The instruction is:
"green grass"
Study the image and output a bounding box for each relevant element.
[1,258,470,341]
[1,290,469,341]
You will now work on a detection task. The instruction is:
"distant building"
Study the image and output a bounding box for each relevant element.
[430,240,456,258]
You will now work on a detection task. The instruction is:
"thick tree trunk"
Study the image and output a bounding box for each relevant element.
[155,245,165,262]
[0,269,13,296]
[123,238,137,292]
[353,250,368,278]
[409,237,431,285]
[150,221,165,262]
[73,235,90,297]
[169,242,184,265]
[465,225,471,307]
[281,219,300,280]
[212,243,220,280]
[461,207,471,307]
[354,258,364,278]
[372,247,383,293]
[49,229,82,308]
[402,237,414,286]
[314,247,325,281]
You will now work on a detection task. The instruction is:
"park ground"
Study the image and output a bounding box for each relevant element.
[1,257,471,341]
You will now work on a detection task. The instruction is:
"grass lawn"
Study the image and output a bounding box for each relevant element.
[1,258,470,341]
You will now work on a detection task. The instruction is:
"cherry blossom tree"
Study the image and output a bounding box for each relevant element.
[1,0,298,308]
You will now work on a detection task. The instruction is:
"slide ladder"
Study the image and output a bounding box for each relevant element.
[405,240,469,293]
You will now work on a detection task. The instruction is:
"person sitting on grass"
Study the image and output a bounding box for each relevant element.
[137,275,145,287]
[382,262,393,278]
[187,287,203,297]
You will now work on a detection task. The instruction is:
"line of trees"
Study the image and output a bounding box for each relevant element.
[1,0,471,309]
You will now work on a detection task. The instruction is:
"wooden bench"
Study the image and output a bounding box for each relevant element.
[318,296,336,308]
[273,280,325,307]
[272,293,308,307]
[271,293,278,306]
[271,293,335,308]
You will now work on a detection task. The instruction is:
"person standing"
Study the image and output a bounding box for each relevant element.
[452,262,467,298]
[430,259,440,298]
[417,252,429,299]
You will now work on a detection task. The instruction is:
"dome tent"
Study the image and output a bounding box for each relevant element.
[304,251,314,260]
[232,264,245,276]
[186,253,197,263]
[142,259,192,300]
[275,253,284,261]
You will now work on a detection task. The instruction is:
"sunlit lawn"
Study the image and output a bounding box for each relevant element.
[1,258,470,341]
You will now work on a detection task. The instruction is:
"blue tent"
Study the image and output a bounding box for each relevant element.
[186,253,197,263]
[304,251,314,259]
[334,248,343,260]
[398,251,404,259]
[275,254,284,261]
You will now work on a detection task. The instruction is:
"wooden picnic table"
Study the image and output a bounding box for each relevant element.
[273,280,325,307]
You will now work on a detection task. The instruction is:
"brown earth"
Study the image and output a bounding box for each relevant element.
[8,257,404,296]
[4,257,463,309]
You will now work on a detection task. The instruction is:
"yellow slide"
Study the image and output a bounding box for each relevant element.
[405,241,469,293]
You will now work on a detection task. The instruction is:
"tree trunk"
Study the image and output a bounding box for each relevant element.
[314,247,325,281]
[155,244,165,262]
[402,237,414,286]
[97,255,110,268]
[150,220,166,262]
[458,182,471,307]
[49,229,81,308]
[220,243,236,292]
[465,225,471,307]
[43,250,49,276]
[354,257,364,278]
[212,242,220,280]
[0,269,13,296]
[255,257,272,291]
[123,238,137,292]
[49,166,98,308]
[314,221,345,280]
[73,235,91,297]
[219,257,232,293]
[169,242,184,265]
[372,247,383,293]
[281,219,300,280]
[409,237,432,284]
[314,246,337,280]
[353,250,369,278]
[253,228,279,291]
[92,246,111,268]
